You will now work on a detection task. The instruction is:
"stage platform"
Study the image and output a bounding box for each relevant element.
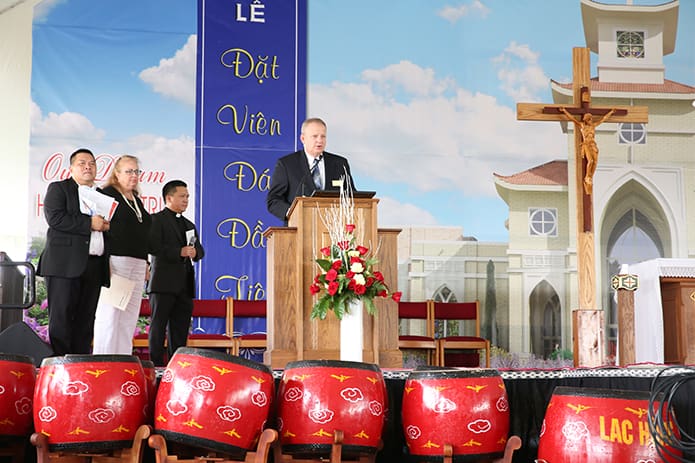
[15,365,695,462]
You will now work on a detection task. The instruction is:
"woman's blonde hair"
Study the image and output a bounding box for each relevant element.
[103,155,141,196]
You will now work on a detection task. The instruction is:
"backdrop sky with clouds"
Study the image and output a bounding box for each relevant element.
[28,0,695,242]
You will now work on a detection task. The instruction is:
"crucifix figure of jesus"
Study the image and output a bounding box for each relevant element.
[559,105,615,196]
[517,47,648,367]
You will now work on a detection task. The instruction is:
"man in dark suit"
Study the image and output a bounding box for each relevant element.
[147,179,205,366]
[267,117,355,223]
[37,148,111,355]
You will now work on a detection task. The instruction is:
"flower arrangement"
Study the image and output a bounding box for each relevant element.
[309,177,401,320]
[24,275,50,343]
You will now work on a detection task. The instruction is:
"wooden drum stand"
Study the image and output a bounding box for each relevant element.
[30,424,152,463]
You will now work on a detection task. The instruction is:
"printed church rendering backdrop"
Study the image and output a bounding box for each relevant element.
[26,0,695,359]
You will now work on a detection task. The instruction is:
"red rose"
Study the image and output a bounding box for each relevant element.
[346,271,355,279]
[325,269,338,282]
[366,277,374,287]
[377,290,387,297]
[310,284,320,295]
[327,281,339,295]
[347,280,356,290]
[331,260,342,270]
[373,271,384,282]
[354,284,366,295]
[391,291,402,302]
[350,256,362,264]
[356,245,368,255]
[337,240,350,250]
[320,246,331,256]
[345,224,355,233]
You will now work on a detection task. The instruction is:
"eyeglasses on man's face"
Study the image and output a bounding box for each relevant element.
[121,169,142,176]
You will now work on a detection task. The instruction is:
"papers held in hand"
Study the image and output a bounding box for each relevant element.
[186,230,196,246]
[78,186,119,220]
[99,274,137,311]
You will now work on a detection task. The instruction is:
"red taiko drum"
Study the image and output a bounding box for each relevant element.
[33,354,148,452]
[401,368,510,461]
[537,386,682,463]
[154,347,274,458]
[277,360,387,458]
[0,353,36,438]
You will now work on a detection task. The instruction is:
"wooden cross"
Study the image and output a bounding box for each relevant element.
[516,47,648,366]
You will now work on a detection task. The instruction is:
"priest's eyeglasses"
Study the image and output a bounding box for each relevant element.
[122,169,142,176]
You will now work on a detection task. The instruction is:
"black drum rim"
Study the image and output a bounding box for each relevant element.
[156,428,248,459]
[281,442,379,458]
[403,449,505,462]
[171,347,272,375]
[551,386,651,400]
[0,353,35,365]
[41,354,141,366]
[284,359,381,373]
[46,438,133,453]
[406,367,502,381]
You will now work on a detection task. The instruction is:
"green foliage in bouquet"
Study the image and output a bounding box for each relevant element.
[310,223,401,320]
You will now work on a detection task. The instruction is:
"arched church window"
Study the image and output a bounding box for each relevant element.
[433,285,458,339]
[616,31,644,58]
[529,281,561,359]
[529,208,558,237]
[607,209,662,265]
[605,208,662,360]
[618,123,646,145]
[542,295,561,358]
[433,285,457,303]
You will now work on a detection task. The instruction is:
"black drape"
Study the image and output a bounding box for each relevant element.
[377,371,695,462]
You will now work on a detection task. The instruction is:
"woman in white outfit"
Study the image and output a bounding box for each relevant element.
[93,155,151,354]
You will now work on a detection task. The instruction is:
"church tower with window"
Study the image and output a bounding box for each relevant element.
[494,0,695,361]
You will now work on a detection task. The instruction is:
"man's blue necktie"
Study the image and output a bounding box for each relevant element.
[311,156,322,190]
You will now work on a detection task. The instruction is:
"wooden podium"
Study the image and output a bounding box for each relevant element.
[263,194,402,369]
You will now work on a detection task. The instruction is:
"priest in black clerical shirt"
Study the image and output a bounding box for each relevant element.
[147,179,205,366]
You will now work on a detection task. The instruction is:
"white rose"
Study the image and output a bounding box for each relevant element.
[350,262,364,273]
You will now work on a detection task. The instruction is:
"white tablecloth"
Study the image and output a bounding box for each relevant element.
[628,258,695,363]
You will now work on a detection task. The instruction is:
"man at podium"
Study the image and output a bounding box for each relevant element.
[267,117,355,223]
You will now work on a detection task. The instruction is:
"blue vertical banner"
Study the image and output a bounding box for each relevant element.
[195,0,307,335]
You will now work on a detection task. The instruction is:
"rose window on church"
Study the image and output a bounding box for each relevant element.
[616,31,644,58]
[618,123,646,145]
[529,208,558,237]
